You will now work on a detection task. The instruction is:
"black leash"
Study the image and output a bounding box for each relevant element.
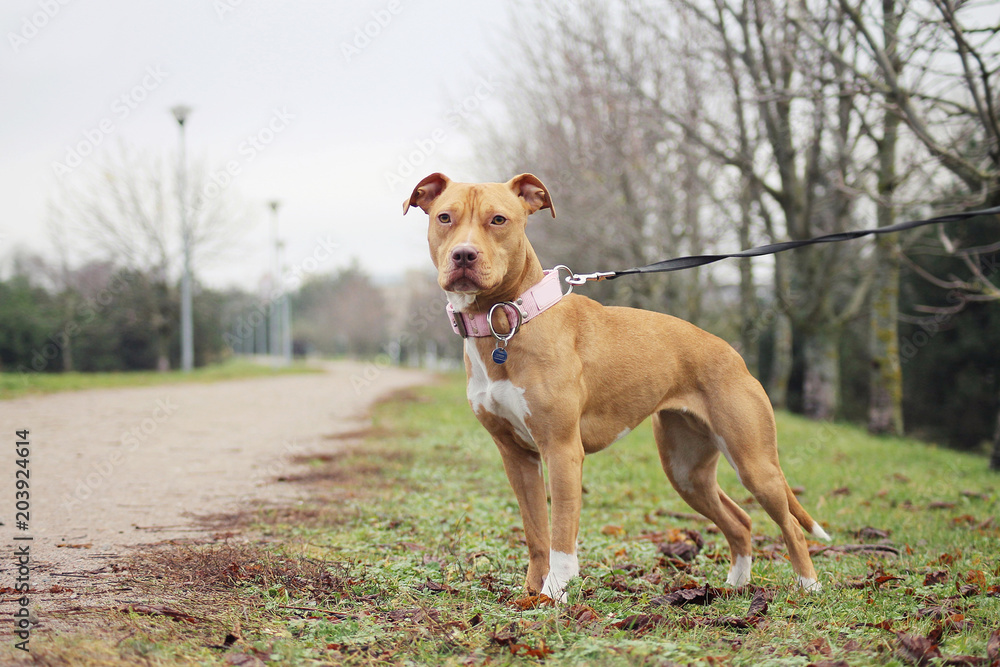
[566,205,1000,284]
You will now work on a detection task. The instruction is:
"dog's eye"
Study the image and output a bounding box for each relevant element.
[438,213,451,224]
[491,215,507,226]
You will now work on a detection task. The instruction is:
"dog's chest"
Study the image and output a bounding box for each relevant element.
[465,341,535,447]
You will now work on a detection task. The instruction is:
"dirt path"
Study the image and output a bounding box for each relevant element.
[1,361,434,604]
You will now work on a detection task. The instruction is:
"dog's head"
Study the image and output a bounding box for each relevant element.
[403,173,555,301]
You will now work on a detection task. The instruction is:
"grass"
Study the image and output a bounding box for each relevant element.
[11,373,999,666]
[0,357,321,400]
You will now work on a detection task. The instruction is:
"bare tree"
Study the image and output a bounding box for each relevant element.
[48,142,249,370]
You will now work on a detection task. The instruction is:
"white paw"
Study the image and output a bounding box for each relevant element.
[810,523,832,542]
[541,550,578,604]
[798,576,822,592]
[726,555,752,587]
[540,574,569,603]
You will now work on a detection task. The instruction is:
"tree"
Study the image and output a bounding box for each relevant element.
[292,264,389,357]
[48,142,248,370]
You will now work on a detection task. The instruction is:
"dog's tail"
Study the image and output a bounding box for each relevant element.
[786,485,832,541]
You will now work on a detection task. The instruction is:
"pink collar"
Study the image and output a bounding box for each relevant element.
[446,269,566,338]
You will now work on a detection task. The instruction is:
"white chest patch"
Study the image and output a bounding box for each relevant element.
[446,291,476,312]
[465,341,535,446]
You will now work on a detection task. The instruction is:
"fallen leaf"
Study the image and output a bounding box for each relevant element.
[488,623,520,646]
[935,551,961,566]
[861,619,894,631]
[916,604,962,620]
[963,570,987,588]
[748,589,769,617]
[415,579,456,595]
[511,594,555,610]
[564,604,600,625]
[613,614,666,632]
[510,641,554,658]
[659,541,699,561]
[874,575,905,588]
[895,632,942,666]
[956,583,981,598]
[56,543,92,549]
[831,486,851,496]
[803,637,833,656]
[601,524,626,536]
[48,584,73,593]
[652,585,716,607]
[928,501,957,510]
[854,526,892,541]
[807,661,850,667]
[791,486,806,496]
[987,628,1000,662]
[924,570,949,586]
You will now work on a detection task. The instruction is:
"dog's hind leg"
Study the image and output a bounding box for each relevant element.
[653,410,754,587]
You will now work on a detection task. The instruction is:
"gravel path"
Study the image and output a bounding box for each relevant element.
[1,361,434,600]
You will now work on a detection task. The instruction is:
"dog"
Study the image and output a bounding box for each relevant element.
[404,172,829,602]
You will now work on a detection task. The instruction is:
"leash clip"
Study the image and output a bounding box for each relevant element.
[566,271,616,285]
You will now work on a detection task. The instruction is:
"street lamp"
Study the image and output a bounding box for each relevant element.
[279,240,292,364]
[171,105,194,372]
[268,200,282,366]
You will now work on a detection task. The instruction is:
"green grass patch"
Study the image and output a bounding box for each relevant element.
[0,357,321,400]
[240,375,1000,665]
[18,374,998,666]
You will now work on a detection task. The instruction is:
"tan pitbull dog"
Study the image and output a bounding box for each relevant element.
[404,172,830,602]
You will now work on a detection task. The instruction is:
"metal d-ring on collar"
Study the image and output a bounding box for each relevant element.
[487,301,522,364]
[487,301,522,343]
[478,267,573,365]
[552,264,575,295]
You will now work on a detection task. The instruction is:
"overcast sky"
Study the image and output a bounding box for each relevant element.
[1,0,514,289]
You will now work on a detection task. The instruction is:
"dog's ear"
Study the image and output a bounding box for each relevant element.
[508,173,556,218]
[403,173,451,214]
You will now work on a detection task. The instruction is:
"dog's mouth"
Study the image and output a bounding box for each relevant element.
[443,268,483,293]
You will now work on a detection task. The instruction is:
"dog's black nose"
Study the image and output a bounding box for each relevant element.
[451,245,479,267]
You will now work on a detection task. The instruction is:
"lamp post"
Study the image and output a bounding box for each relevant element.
[279,240,292,364]
[171,105,194,372]
[268,200,282,366]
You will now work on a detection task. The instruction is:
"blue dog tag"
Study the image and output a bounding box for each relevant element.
[492,347,508,364]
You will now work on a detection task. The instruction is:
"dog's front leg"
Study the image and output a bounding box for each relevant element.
[493,437,550,594]
[539,442,584,603]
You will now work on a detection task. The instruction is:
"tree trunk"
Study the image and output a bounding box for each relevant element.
[991,391,1000,471]
[868,236,904,434]
[803,329,840,420]
[769,311,793,409]
[868,0,904,436]
[738,178,759,377]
